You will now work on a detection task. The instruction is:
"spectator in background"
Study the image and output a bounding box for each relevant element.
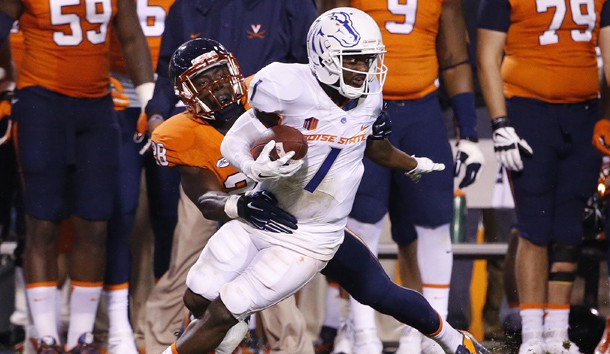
[139,1,319,353]
[0,0,155,353]
[478,0,610,352]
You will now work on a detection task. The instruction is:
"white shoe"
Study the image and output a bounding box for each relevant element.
[395,326,423,354]
[353,329,382,354]
[518,340,546,354]
[332,321,354,354]
[544,330,582,354]
[421,335,445,354]
[108,331,139,354]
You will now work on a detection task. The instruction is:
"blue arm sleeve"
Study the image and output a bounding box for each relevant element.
[477,0,511,32]
[145,1,183,118]
[286,0,317,64]
[601,0,610,28]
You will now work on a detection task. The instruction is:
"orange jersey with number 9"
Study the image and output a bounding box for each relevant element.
[502,0,605,103]
[151,111,251,194]
[351,0,442,100]
[110,0,174,73]
[18,0,119,98]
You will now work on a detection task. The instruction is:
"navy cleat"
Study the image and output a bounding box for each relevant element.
[455,331,490,354]
[36,336,64,354]
[69,332,100,354]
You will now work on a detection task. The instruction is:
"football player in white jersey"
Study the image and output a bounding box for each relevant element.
[161,8,489,354]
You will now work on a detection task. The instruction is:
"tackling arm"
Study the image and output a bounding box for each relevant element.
[177,165,233,223]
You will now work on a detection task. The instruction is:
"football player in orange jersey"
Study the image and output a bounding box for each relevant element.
[313,1,485,353]
[479,0,610,352]
[0,0,155,353]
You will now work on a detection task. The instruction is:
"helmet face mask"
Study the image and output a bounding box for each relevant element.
[170,39,247,122]
[307,7,387,99]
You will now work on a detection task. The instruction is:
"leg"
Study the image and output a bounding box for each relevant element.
[145,187,218,353]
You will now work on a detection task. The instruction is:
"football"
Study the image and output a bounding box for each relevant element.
[251,125,308,161]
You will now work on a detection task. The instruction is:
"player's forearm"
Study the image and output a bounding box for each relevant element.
[365,139,417,173]
[477,29,507,120]
[195,191,235,223]
[221,110,268,177]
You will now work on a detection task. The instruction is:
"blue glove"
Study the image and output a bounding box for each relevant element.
[237,191,298,233]
[368,106,392,140]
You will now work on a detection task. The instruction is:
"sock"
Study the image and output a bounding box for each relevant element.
[162,342,178,354]
[346,217,385,255]
[104,286,134,335]
[66,281,103,350]
[544,305,570,339]
[416,224,452,319]
[430,318,463,353]
[322,283,341,329]
[10,267,28,327]
[26,283,59,341]
[216,321,249,354]
[349,297,377,333]
[520,306,544,343]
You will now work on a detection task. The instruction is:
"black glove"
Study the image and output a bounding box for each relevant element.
[237,191,298,233]
[368,105,392,140]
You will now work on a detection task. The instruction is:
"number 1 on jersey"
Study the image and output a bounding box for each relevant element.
[305,147,341,192]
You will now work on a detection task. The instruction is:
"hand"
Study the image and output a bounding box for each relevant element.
[368,105,392,140]
[454,139,485,188]
[0,90,12,146]
[110,77,129,111]
[238,190,298,233]
[593,118,610,155]
[405,156,445,183]
[491,116,533,171]
[134,111,149,143]
[245,140,304,182]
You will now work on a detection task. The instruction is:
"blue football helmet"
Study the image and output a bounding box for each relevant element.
[169,38,246,121]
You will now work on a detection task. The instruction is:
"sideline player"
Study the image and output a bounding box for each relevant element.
[0,0,155,352]
[479,0,610,352]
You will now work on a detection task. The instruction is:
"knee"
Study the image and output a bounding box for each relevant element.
[183,288,211,318]
[549,243,580,281]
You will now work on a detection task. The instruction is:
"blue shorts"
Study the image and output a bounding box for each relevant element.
[350,92,454,245]
[508,97,601,246]
[14,86,120,221]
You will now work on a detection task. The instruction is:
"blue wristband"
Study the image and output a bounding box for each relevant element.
[148,114,164,124]
[451,92,478,140]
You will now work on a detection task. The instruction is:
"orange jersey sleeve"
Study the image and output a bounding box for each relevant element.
[151,112,248,193]
[18,0,119,98]
[109,0,174,73]
[503,0,605,103]
[351,0,442,100]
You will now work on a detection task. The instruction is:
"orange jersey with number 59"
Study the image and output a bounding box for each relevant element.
[351,0,442,100]
[18,0,119,98]
[502,0,605,103]
[110,0,174,73]
[151,111,251,194]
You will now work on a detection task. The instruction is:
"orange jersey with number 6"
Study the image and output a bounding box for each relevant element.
[502,0,605,103]
[151,111,250,194]
[18,0,119,98]
[110,0,174,73]
[351,0,442,100]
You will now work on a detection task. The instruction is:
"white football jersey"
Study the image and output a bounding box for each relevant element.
[246,62,383,260]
